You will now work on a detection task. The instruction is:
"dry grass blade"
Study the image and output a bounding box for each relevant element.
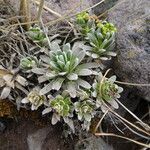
[9,21,39,28]
[45,0,83,26]
[108,106,150,137]
[116,99,150,131]
[33,0,76,29]
[99,69,111,98]
[82,0,105,12]
[33,0,61,17]
[112,112,150,140]
[36,0,45,21]
[93,109,109,133]
[114,80,150,87]
[19,0,31,30]
[95,133,150,148]
[0,69,10,77]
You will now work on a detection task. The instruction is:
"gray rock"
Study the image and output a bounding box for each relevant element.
[107,0,150,101]
[75,135,114,150]
[0,121,6,132]
[7,0,93,23]
[27,127,51,150]
[93,0,118,15]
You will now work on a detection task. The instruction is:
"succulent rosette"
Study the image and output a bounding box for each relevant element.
[74,100,95,122]
[85,27,116,60]
[0,63,28,100]
[38,41,100,97]
[50,95,72,117]
[92,73,123,112]
[74,99,96,130]
[27,26,47,46]
[20,56,38,70]
[22,87,46,110]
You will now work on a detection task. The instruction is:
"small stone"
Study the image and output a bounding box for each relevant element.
[27,127,51,150]
[0,121,6,132]
[7,0,93,23]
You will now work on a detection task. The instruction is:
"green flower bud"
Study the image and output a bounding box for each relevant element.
[97,21,117,35]
[76,12,89,25]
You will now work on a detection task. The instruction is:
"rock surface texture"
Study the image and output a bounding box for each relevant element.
[7,0,93,22]
[27,127,51,150]
[108,0,150,101]
[75,135,114,150]
[0,118,74,150]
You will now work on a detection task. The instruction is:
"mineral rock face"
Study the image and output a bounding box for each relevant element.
[7,0,93,23]
[0,121,6,132]
[107,0,150,101]
[75,135,114,150]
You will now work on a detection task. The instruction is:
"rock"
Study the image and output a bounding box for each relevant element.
[27,127,51,150]
[93,0,118,16]
[75,135,114,150]
[0,121,6,132]
[0,117,73,150]
[116,87,141,116]
[7,0,93,23]
[107,0,150,101]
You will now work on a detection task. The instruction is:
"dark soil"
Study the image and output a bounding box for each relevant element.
[0,117,74,150]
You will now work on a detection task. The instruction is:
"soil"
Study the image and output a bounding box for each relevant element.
[0,117,74,150]
[0,99,149,150]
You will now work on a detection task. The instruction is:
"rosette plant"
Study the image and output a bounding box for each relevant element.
[26,26,47,46]
[22,87,46,110]
[76,12,117,60]
[85,27,117,59]
[50,95,73,118]
[74,99,95,130]
[38,41,100,97]
[92,73,123,112]
[20,56,38,70]
[42,95,74,132]
[0,62,28,99]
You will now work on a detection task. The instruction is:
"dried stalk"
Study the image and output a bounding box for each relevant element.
[19,0,31,30]
[37,0,44,21]
[95,133,150,148]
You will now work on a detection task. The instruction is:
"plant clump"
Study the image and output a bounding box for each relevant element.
[0,11,123,132]
[76,12,117,60]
